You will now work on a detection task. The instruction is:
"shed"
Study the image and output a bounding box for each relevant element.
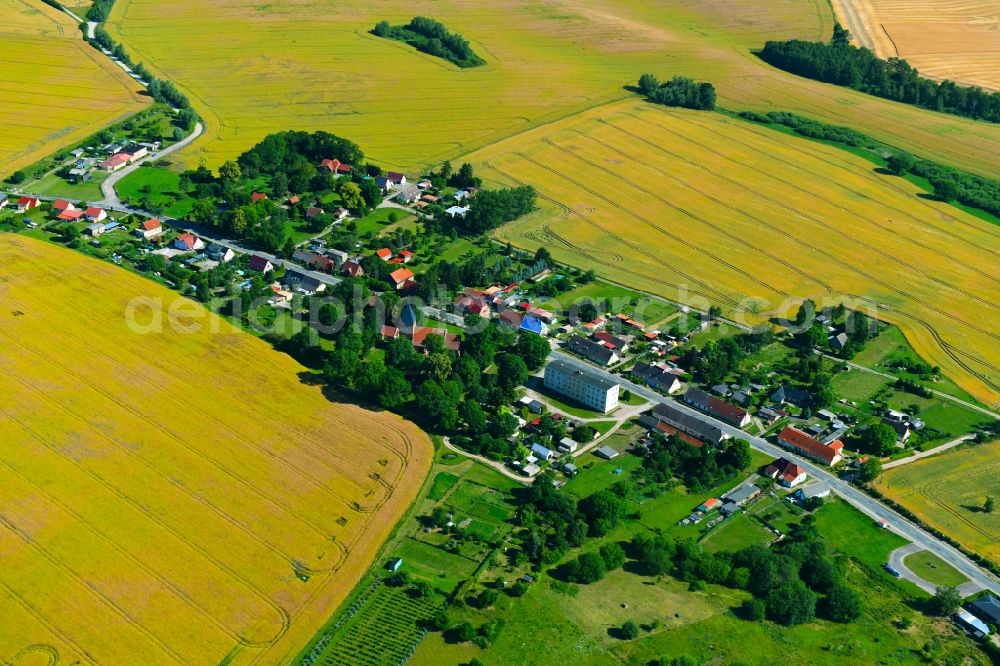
[387,557,403,572]
[594,446,619,460]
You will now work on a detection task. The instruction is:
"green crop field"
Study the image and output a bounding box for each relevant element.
[0,0,147,177]
[106,0,1000,178]
[876,441,1000,566]
[471,103,1000,408]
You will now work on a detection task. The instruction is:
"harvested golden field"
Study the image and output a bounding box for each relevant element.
[0,0,146,177]
[832,0,1000,91]
[107,0,1000,177]
[465,102,1000,406]
[875,441,1000,566]
[0,235,432,665]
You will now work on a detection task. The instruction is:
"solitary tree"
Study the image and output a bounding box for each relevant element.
[858,457,883,482]
[928,586,962,616]
[985,496,995,513]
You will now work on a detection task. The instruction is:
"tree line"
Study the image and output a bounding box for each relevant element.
[739,110,1000,218]
[89,26,195,112]
[758,30,1000,123]
[637,74,716,111]
[372,17,485,68]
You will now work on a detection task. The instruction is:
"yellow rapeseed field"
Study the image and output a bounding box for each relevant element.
[0,235,432,665]
[0,0,147,176]
[464,102,1000,407]
[875,441,1000,566]
[106,0,1000,178]
[832,0,1000,91]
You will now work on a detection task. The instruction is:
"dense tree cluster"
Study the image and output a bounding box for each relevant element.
[372,17,485,68]
[642,432,754,492]
[637,74,716,110]
[758,33,1000,123]
[632,516,863,626]
[86,0,116,21]
[447,186,537,235]
[676,325,774,385]
[237,131,364,181]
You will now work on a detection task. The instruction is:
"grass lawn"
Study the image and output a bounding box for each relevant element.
[636,451,773,534]
[427,472,460,501]
[353,207,404,236]
[832,368,889,403]
[446,482,516,523]
[622,391,647,406]
[391,538,479,593]
[688,321,741,346]
[284,218,319,245]
[883,389,987,440]
[30,171,106,201]
[903,550,969,588]
[567,453,644,498]
[436,237,486,263]
[116,166,195,217]
[589,420,618,436]
[700,512,773,553]
[812,499,907,571]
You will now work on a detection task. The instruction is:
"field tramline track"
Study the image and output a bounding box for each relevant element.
[615,112,1000,344]
[482,161,741,307]
[567,129,835,293]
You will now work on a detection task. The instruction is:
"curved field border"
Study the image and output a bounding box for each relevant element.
[0,0,148,175]
[0,236,433,666]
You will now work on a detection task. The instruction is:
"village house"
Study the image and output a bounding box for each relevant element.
[16,196,40,213]
[173,233,205,252]
[283,269,327,295]
[319,158,352,174]
[411,326,461,352]
[454,293,491,318]
[375,247,393,261]
[881,417,911,444]
[84,223,105,237]
[326,248,350,266]
[445,205,470,218]
[630,362,683,394]
[100,153,131,171]
[390,267,415,290]
[593,330,630,352]
[251,192,268,203]
[57,209,85,222]
[567,335,619,366]
[135,218,163,239]
[682,387,751,428]
[519,315,548,336]
[342,260,364,277]
[52,199,75,213]
[777,426,844,466]
[641,402,727,446]
[395,184,421,204]
[770,385,812,408]
[206,243,235,262]
[84,207,107,223]
[306,206,324,220]
[764,458,807,487]
[249,255,274,273]
[292,249,335,272]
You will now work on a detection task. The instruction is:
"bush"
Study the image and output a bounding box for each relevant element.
[741,597,766,621]
[620,619,640,640]
[823,584,863,623]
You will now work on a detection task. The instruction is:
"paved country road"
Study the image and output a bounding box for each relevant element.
[881,434,975,470]
[550,350,1000,596]
[95,122,205,209]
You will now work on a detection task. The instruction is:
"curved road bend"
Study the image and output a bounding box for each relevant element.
[550,350,1000,595]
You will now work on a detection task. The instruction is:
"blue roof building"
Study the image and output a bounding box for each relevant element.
[531,443,554,461]
[520,315,547,336]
